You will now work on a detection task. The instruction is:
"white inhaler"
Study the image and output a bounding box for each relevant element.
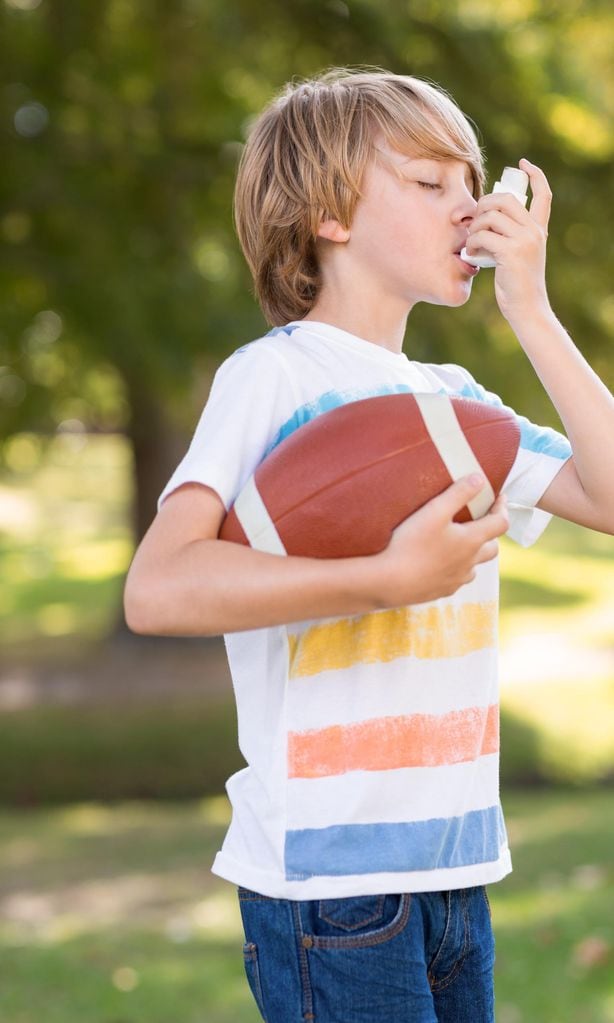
[460,166,529,268]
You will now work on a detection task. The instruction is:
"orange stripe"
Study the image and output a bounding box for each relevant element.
[288,704,499,779]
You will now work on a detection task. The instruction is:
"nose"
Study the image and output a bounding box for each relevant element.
[456,192,478,226]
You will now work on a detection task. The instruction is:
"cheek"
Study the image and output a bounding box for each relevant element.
[365,212,420,264]
[350,192,429,270]
[382,202,428,257]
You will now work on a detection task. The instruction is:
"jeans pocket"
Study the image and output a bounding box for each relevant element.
[318,894,386,931]
[242,941,267,1021]
[309,892,411,948]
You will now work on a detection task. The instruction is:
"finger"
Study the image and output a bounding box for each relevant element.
[465,228,505,259]
[475,192,529,226]
[433,473,492,519]
[458,493,508,540]
[474,539,500,565]
[469,209,522,239]
[489,493,508,515]
[476,502,510,540]
[519,158,552,231]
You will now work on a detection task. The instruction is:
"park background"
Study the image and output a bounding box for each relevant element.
[1,0,613,1020]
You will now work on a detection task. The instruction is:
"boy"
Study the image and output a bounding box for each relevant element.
[124,68,614,1022]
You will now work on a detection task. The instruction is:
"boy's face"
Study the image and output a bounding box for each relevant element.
[328,136,480,313]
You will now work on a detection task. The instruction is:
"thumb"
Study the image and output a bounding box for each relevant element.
[519,158,552,232]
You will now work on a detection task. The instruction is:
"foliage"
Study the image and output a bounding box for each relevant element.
[2,0,613,451]
[0,699,242,804]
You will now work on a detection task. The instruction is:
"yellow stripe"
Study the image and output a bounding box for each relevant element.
[288,602,497,679]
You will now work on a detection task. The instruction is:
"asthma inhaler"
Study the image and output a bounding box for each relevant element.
[460,166,530,268]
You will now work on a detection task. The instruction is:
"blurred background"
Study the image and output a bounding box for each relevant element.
[1,0,613,1020]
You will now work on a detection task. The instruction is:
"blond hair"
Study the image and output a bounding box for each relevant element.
[233,67,486,326]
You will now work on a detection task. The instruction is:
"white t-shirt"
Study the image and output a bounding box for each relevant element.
[158,319,572,899]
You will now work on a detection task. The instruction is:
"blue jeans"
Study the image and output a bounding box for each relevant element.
[238,885,495,1023]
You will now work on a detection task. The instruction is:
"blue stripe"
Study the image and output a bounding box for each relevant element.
[265,325,296,338]
[455,382,571,460]
[234,324,295,356]
[265,384,413,457]
[285,805,502,880]
[234,332,571,464]
[266,381,571,463]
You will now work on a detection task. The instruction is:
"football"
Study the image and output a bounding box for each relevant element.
[219,392,520,559]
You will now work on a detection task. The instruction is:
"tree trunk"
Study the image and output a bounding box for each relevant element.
[127,378,188,543]
[110,372,189,641]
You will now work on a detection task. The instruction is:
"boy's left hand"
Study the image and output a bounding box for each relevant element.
[465,158,553,326]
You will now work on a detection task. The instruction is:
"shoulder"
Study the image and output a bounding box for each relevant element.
[412,359,481,395]
[217,326,301,380]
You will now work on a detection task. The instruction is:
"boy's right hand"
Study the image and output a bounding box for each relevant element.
[370,474,510,607]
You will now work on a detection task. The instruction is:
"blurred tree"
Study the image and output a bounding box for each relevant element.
[1,0,612,634]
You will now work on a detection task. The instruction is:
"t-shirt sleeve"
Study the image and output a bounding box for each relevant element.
[446,364,573,547]
[156,341,299,514]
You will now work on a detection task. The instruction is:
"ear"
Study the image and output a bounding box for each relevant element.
[317,218,351,243]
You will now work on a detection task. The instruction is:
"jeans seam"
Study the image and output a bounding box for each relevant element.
[304,892,412,950]
[427,891,452,985]
[429,889,471,992]
[293,899,315,1021]
[238,887,274,902]
[242,942,268,1020]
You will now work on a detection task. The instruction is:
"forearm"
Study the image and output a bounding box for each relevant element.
[469,158,614,515]
[124,475,509,637]
[509,304,614,506]
[127,537,383,636]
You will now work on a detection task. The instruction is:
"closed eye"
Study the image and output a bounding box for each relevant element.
[417,181,442,190]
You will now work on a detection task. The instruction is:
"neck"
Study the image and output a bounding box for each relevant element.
[302,292,412,356]
[300,249,413,353]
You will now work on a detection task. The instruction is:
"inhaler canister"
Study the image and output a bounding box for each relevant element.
[460,166,529,269]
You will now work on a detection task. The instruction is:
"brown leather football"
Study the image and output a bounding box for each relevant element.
[219,392,520,559]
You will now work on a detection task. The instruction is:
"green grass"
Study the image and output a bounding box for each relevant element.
[0,791,612,1023]
[492,789,614,1023]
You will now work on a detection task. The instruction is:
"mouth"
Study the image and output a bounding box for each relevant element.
[453,249,480,275]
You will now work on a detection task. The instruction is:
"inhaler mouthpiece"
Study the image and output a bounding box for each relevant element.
[460,166,529,269]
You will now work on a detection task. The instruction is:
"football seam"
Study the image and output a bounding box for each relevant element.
[270,417,512,527]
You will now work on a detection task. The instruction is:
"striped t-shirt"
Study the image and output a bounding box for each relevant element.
[158,319,572,899]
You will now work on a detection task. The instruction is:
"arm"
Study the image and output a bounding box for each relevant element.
[123,476,509,636]
[465,158,614,534]
[511,308,614,533]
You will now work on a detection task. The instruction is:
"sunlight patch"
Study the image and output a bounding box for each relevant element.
[191,890,243,940]
[112,965,140,991]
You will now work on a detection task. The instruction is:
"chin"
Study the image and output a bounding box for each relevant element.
[455,287,473,306]
[428,286,474,309]
[452,277,476,304]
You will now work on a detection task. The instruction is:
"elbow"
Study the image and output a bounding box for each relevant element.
[123,600,150,637]
[123,573,160,636]
[122,569,222,638]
